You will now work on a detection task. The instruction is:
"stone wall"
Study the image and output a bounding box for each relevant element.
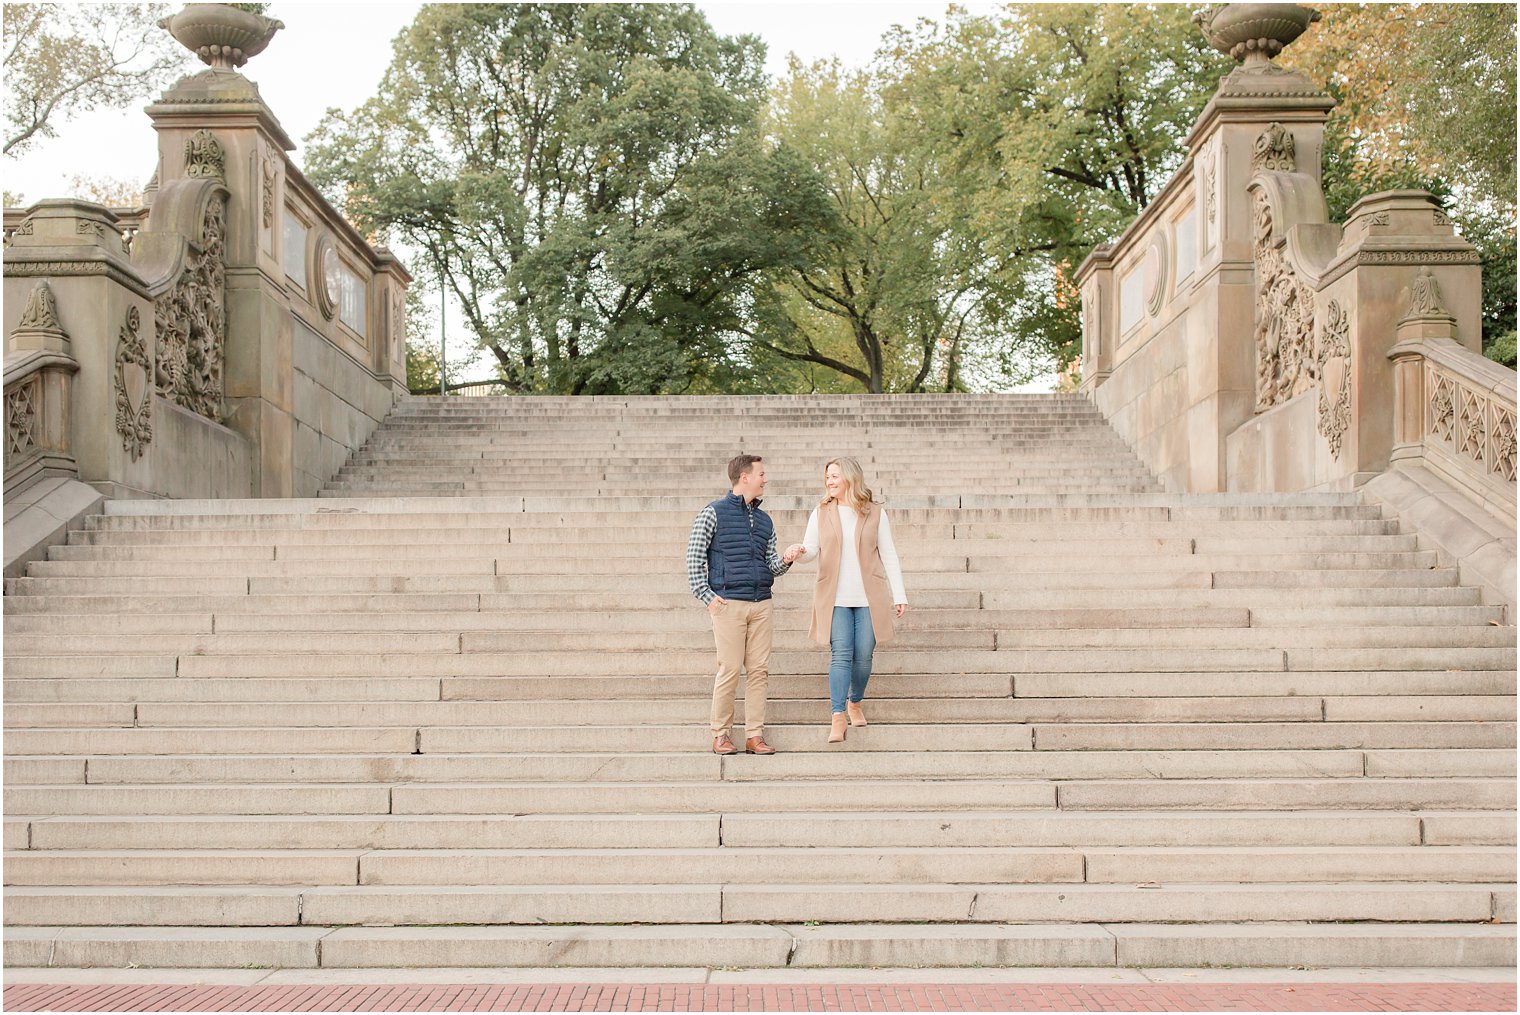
[1077,11,1495,500]
[3,46,409,507]
[3,20,410,573]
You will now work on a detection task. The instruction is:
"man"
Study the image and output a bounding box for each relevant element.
[687,454,802,755]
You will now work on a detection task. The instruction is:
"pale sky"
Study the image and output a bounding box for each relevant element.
[5,1,975,199]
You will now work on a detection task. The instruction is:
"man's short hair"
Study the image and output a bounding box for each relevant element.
[728,454,763,484]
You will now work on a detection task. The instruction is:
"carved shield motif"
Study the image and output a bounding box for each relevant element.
[115,306,153,461]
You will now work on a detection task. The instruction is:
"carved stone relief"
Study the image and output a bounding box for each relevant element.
[1425,363,1516,484]
[5,379,39,460]
[184,129,225,180]
[261,146,279,228]
[114,305,153,461]
[15,280,64,333]
[1402,267,1452,321]
[1205,150,1218,224]
[1251,189,1316,411]
[1251,123,1296,174]
[1491,408,1517,482]
[154,195,227,421]
[1313,299,1352,459]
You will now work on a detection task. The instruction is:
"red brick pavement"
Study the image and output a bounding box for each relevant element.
[3,982,1515,1013]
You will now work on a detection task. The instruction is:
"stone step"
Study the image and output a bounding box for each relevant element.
[8,919,1511,968]
[11,604,1498,635]
[43,534,1427,562]
[16,748,1506,785]
[7,844,1510,888]
[7,779,1508,818]
[7,695,1512,731]
[0,586,1486,619]
[23,549,1447,578]
[9,671,1512,704]
[2,882,1507,928]
[3,810,1507,851]
[6,720,1510,756]
[9,625,1510,658]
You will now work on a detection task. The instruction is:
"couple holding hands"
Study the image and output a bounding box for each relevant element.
[686,454,908,755]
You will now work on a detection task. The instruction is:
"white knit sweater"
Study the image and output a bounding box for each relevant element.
[797,504,907,607]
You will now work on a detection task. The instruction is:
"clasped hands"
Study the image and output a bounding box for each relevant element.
[781,543,806,564]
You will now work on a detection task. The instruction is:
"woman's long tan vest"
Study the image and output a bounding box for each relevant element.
[808,500,896,646]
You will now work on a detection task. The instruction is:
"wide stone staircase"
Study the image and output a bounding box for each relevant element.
[4,394,1515,970]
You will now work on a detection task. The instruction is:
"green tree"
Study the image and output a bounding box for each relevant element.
[746,59,1039,394]
[305,2,832,395]
[3,3,187,157]
[1286,3,1516,363]
[879,4,1230,370]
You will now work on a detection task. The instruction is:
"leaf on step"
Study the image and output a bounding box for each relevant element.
[1135,881,1161,888]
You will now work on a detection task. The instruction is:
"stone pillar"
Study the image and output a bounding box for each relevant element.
[1076,245,1115,393]
[145,56,298,497]
[1181,11,1335,491]
[3,201,155,490]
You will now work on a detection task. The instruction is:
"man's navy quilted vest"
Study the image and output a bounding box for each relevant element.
[707,492,775,602]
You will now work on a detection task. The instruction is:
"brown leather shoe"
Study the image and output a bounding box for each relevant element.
[745,736,776,755]
[712,734,738,755]
[847,701,868,727]
[828,712,848,743]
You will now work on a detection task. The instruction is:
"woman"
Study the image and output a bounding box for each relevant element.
[786,457,908,743]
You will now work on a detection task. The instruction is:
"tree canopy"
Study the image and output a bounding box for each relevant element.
[3,3,186,158]
[305,2,834,395]
[308,2,1517,390]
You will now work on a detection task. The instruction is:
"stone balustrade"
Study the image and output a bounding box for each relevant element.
[1390,335,1517,521]
[2,11,410,577]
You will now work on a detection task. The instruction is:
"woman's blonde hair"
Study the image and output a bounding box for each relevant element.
[822,456,874,516]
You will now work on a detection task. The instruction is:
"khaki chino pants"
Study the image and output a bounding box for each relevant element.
[708,598,773,739]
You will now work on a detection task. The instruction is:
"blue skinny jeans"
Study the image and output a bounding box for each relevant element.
[828,606,876,714]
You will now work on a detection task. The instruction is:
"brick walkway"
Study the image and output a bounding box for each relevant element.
[4,982,1515,1012]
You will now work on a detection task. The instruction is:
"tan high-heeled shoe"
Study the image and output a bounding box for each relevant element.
[828,712,848,743]
[847,701,867,727]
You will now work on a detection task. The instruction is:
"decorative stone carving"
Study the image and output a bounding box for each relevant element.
[1205,151,1218,224]
[5,379,39,460]
[1195,4,1322,64]
[1429,371,1455,443]
[1361,211,1391,227]
[261,147,279,228]
[15,280,64,333]
[1456,388,1486,463]
[1433,209,1451,227]
[114,306,153,461]
[154,195,227,421]
[1313,298,1351,459]
[1251,189,1316,410]
[1401,267,1454,322]
[1491,408,1517,482]
[1425,363,1516,484]
[1360,249,1482,266]
[159,3,284,70]
[1252,123,1296,174]
[184,130,225,181]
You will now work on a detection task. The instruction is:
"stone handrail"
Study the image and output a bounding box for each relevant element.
[4,347,79,489]
[1390,335,1517,519]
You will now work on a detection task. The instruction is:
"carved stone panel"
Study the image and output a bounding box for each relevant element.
[114,306,153,461]
[1313,299,1351,459]
[1251,189,1316,411]
[1252,123,1296,174]
[154,195,227,421]
[15,279,64,333]
[185,129,225,180]
[5,379,39,461]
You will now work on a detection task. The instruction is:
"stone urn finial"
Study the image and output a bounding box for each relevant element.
[159,3,284,71]
[1194,3,1321,66]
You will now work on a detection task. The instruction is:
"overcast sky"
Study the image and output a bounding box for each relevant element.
[6,1,979,201]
